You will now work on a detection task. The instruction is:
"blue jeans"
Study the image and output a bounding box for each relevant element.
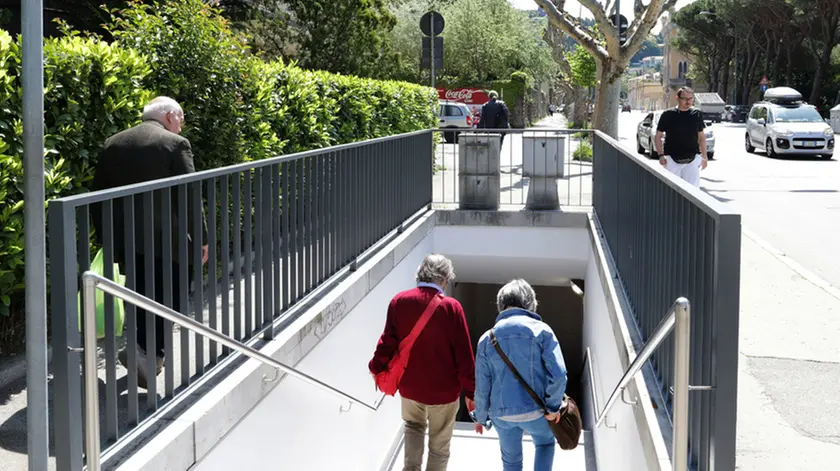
[493,417,556,471]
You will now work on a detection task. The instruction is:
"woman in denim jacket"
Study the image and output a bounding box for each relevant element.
[471,279,568,471]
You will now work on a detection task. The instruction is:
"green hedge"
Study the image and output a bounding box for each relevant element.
[0,0,436,353]
[0,31,152,350]
[109,0,436,168]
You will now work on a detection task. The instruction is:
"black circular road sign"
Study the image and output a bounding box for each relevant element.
[420,11,445,37]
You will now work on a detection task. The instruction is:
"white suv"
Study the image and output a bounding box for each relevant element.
[438,100,473,143]
[745,87,835,159]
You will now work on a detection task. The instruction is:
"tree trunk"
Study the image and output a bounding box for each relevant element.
[785,45,794,86]
[572,86,587,126]
[720,47,731,103]
[593,63,622,138]
[771,40,784,84]
[809,19,839,105]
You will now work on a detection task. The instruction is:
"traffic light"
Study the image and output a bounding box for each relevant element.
[611,15,628,46]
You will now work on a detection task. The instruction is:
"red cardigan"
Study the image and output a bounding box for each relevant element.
[369,286,476,404]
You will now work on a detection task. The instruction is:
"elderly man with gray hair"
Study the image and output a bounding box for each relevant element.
[471,279,568,471]
[93,96,207,389]
[369,254,475,471]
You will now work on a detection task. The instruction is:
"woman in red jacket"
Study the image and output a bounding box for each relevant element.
[369,254,476,471]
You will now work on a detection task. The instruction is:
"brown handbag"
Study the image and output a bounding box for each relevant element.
[490,331,582,450]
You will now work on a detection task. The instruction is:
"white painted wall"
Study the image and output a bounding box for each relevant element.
[192,234,435,471]
[583,244,649,471]
[582,241,671,471]
[433,226,589,284]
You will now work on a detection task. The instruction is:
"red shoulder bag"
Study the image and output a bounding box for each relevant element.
[374,294,443,396]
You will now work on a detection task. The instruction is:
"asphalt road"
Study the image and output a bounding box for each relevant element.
[618,110,840,290]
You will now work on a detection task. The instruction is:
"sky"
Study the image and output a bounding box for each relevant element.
[509,0,696,27]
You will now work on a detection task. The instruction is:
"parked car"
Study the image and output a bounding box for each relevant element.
[723,104,750,123]
[745,87,835,159]
[621,104,632,112]
[438,100,473,143]
[636,111,716,160]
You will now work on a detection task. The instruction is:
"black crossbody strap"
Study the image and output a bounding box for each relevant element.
[490,330,546,410]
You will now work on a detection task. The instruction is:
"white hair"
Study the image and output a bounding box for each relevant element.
[496,279,538,312]
[142,96,183,122]
[415,254,455,285]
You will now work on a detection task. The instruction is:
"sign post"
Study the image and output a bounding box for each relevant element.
[420,11,444,88]
[759,76,770,93]
[22,0,49,467]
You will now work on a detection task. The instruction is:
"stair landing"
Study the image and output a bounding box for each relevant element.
[386,422,596,470]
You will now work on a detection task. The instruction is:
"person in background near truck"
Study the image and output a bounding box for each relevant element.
[478,90,511,144]
[655,87,708,187]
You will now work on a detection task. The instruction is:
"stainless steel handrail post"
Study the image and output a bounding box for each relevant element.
[81,271,383,471]
[595,299,678,427]
[672,298,691,471]
[590,297,692,471]
[82,275,101,471]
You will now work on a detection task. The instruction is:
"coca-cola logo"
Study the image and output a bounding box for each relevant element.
[438,88,488,105]
[445,89,476,101]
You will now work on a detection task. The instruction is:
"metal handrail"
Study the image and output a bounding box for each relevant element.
[587,297,691,471]
[81,271,383,471]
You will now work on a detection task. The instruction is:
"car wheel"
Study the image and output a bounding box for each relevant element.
[649,139,658,159]
[708,152,715,160]
[637,138,645,154]
[766,138,777,158]
[444,130,455,143]
[822,154,834,160]
[745,134,755,153]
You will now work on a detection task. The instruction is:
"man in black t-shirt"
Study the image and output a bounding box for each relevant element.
[655,87,708,187]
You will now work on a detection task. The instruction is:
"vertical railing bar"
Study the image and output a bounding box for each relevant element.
[233,174,242,342]
[178,184,190,387]
[254,168,263,335]
[244,170,253,338]
[161,188,175,397]
[281,163,290,312]
[304,157,312,293]
[100,200,118,442]
[207,180,219,364]
[291,160,301,304]
[142,191,158,409]
[191,181,204,376]
[261,167,273,333]
[49,201,84,471]
[122,196,139,425]
[220,175,231,355]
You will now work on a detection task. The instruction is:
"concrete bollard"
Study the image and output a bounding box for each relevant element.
[522,132,566,210]
[458,133,501,210]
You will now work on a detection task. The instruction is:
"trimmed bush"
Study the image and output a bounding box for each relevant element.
[573,141,593,162]
[0,0,437,353]
[0,30,152,351]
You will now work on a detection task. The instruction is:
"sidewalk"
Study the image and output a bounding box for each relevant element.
[736,232,840,470]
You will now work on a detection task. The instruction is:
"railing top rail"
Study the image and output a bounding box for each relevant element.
[593,130,739,219]
[52,128,431,208]
[81,271,382,412]
[595,297,689,428]
[432,127,594,133]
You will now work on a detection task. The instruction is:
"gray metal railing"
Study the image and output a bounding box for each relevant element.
[585,298,692,471]
[81,271,384,471]
[431,127,593,207]
[48,130,433,471]
[592,131,741,471]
